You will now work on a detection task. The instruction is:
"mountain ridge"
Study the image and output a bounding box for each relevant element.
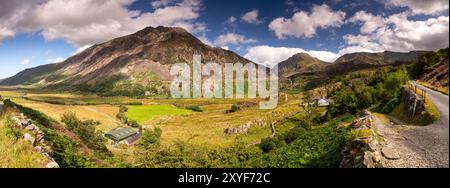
[0,26,255,96]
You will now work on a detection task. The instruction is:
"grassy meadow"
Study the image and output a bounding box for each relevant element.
[127,105,193,124]
[0,89,301,150]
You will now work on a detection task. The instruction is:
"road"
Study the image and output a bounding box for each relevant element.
[402,82,449,167]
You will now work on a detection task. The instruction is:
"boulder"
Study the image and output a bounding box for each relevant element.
[12,117,22,127]
[25,124,37,131]
[381,147,401,160]
[20,119,31,128]
[46,162,60,168]
[34,146,45,153]
[23,133,35,145]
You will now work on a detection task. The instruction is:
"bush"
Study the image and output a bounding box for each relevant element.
[61,112,111,156]
[116,112,127,123]
[127,119,142,130]
[328,91,358,116]
[119,105,128,113]
[138,127,162,149]
[42,127,95,167]
[226,104,239,113]
[259,136,285,153]
[186,105,202,112]
[283,126,306,144]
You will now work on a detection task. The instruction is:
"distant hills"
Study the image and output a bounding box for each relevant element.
[326,51,428,75]
[0,26,440,96]
[277,53,328,78]
[278,50,428,79]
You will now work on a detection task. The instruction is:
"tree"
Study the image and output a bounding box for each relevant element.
[329,90,358,116]
[356,87,375,109]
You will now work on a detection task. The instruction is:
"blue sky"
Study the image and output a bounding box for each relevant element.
[0,0,449,78]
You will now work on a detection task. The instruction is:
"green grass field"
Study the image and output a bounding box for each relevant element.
[127,105,193,124]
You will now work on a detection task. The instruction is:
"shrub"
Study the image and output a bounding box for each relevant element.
[259,136,285,153]
[138,127,162,148]
[186,105,202,112]
[226,104,239,113]
[283,126,306,144]
[116,112,127,123]
[61,112,111,156]
[328,91,358,116]
[119,105,128,113]
[127,119,142,130]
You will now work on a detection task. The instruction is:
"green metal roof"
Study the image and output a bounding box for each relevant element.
[105,127,138,142]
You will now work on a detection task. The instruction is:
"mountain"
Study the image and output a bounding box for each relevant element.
[326,51,428,75]
[278,53,329,78]
[277,50,428,81]
[0,26,254,96]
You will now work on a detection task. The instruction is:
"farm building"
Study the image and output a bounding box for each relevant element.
[312,97,333,107]
[105,127,141,146]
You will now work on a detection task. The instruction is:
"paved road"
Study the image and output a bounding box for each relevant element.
[401,82,449,167]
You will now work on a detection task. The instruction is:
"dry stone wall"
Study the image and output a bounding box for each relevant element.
[401,87,426,117]
[224,110,300,135]
[10,113,59,168]
[340,111,385,168]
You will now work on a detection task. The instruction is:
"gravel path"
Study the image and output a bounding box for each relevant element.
[372,82,448,167]
[372,115,432,167]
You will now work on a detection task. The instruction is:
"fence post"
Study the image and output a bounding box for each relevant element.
[423,90,426,103]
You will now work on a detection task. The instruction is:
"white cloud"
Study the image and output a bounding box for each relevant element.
[244,45,339,66]
[197,36,213,46]
[220,46,229,50]
[0,0,204,47]
[348,11,385,33]
[214,33,257,46]
[380,0,449,15]
[21,59,31,65]
[73,45,93,55]
[341,11,449,54]
[269,4,346,39]
[227,16,237,24]
[151,0,176,8]
[47,57,66,63]
[242,10,263,25]
[0,27,15,42]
